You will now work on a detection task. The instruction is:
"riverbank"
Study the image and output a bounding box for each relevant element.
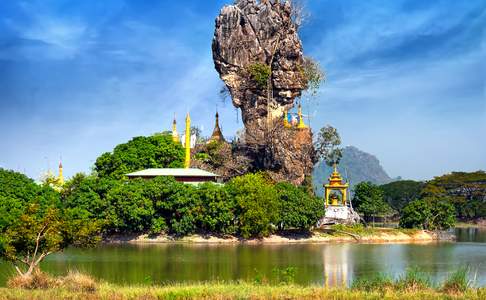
[1,282,484,300]
[104,227,454,244]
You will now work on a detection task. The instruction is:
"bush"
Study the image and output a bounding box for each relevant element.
[105,179,155,232]
[7,270,57,290]
[275,183,323,231]
[197,183,237,235]
[400,197,455,230]
[225,173,278,238]
[248,63,271,88]
[61,271,97,292]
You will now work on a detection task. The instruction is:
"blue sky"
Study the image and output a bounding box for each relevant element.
[0,0,484,181]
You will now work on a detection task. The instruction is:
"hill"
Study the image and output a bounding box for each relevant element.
[313,146,394,196]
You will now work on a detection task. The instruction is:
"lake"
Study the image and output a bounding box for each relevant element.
[1,227,485,287]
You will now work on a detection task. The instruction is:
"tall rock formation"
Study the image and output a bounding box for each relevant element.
[212,0,314,184]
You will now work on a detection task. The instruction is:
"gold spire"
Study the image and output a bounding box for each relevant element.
[297,103,307,129]
[58,160,64,186]
[172,115,179,143]
[208,111,225,143]
[184,113,191,169]
[283,111,291,128]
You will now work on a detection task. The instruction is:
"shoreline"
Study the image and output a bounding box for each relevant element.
[104,228,455,245]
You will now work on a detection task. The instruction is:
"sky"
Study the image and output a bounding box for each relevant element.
[0,0,485,181]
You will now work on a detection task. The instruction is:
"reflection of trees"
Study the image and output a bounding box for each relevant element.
[349,245,401,283]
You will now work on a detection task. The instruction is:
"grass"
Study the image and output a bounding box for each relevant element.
[1,267,484,300]
[1,282,485,300]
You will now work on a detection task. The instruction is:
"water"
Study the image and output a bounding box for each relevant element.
[1,227,485,287]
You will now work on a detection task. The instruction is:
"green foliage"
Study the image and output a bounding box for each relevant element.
[275,183,323,230]
[197,183,237,235]
[94,134,184,180]
[380,180,425,212]
[248,63,271,88]
[105,179,155,232]
[0,169,100,275]
[353,182,393,220]
[226,173,278,238]
[399,197,456,230]
[399,199,431,229]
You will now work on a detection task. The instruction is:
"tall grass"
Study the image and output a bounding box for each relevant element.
[396,267,432,291]
[351,273,394,292]
[442,266,471,293]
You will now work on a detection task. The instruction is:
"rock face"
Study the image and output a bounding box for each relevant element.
[212,0,314,184]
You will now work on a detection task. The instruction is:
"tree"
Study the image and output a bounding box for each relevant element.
[314,125,342,167]
[105,179,155,232]
[225,173,278,238]
[275,183,324,231]
[2,204,100,277]
[399,199,431,229]
[94,134,184,180]
[0,169,100,277]
[197,183,237,235]
[400,197,456,230]
[353,182,393,224]
[380,180,425,212]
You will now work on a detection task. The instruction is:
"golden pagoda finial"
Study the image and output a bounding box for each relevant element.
[58,159,64,186]
[297,103,307,129]
[172,114,179,143]
[208,110,226,143]
[184,112,191,168]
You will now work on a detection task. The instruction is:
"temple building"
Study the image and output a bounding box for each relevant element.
[127,112,220,184]
[318,164,360,226]
[324,164,349,207]
[207,111,226,143]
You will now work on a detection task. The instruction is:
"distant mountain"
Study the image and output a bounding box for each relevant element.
[313,146,395,196]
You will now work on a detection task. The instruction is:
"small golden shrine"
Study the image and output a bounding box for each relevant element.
[324,164,349,207]
[283,103,307,129]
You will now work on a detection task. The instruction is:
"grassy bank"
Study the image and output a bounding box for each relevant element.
[1,267,484,300]
[1,282,485,300]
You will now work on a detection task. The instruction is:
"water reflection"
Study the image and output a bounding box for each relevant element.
[1,227,485,287]
[322,244,350,287]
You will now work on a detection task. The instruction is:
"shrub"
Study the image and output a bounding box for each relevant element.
[7,270,57,290]
[61,271,97,292]
[248,63,271,88]
[400,197,455,230]
[197,183,237,235]
[105,179,155,232]
[275,183,323,231]
[225,173,278,238]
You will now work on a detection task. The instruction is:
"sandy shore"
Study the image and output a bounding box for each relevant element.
[104,228,454,245]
